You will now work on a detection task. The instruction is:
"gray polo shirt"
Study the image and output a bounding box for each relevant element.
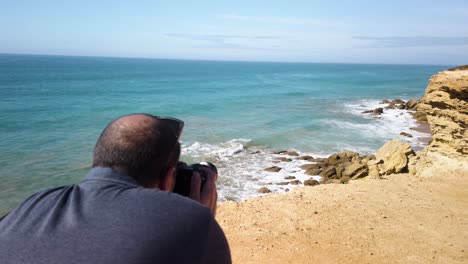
[0,167,231,264]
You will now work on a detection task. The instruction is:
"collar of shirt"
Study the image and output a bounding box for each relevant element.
[81,167,142,187]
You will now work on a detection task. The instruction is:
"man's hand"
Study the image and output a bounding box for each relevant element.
[189,167,218,216]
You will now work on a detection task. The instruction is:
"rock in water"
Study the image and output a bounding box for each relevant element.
[300,163,321,170]
[290,180,302,185]
[258,187,271,193]
[373,107,384,114]
[265,166,282,172]
[400,132,413,138]
[406,99,419,110]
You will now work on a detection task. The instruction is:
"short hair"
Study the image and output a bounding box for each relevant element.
[92,114,181,187]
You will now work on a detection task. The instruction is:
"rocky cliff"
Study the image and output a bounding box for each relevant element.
[410,66,468,177]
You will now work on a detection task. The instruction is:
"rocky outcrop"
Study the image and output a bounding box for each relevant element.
[295,139,419,184]
[363,98,420,116]
[416,67,468,156]
[410,66,468,177]
[374,139,415,175]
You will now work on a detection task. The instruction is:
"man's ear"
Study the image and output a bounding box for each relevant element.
[160,166,176,191]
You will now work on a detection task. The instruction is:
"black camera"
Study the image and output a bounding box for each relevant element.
[174,161,217,196]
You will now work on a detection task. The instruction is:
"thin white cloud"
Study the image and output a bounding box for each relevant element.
[354,36,468,48]
[166,33,282,41]
[166,33,280,50]
[216,13,347,28]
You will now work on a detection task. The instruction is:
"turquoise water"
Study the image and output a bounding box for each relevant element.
[0,54,450,212]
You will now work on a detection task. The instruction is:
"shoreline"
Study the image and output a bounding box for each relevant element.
[216,66,468,263]
[249,97,433,195]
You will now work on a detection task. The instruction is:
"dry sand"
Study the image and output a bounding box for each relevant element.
[217,173,468,263]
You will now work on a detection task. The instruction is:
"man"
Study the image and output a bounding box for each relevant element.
[0,114,231,264]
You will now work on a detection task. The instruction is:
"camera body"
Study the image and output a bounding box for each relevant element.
[174,162,217,196]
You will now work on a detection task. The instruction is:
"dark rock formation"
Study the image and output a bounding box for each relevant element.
[304,179,319,186]
[400,132,413,138]
[258,187,271,193]
[276,157,293,162]
[296,155,315,161]
[362,107,384,115]
[300,163,321,170]
[406,99,419,110]
[265,166,282,172]
[290,180,302,185]
[305,168,321,176]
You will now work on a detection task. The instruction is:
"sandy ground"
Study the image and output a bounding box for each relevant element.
[217,173,468,264]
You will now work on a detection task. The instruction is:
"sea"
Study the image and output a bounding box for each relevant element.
[0,54,451,215]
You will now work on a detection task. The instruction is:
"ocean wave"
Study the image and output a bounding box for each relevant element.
[180,139,322,202]
[340,99,430,150]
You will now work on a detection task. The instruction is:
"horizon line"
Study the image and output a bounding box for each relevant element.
[0,52,456,67]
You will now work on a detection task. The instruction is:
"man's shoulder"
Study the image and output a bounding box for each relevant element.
[126,187,212,217]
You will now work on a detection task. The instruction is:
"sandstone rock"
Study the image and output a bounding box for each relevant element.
[313,158,328,163]
[396,104,406,109]
[265,166,282,172]
[274,150,299,156]
[323,179,341,184]
[275,182,289,185]
[375,139,415,175]
[258,187,271,193]
[387,99,406,110]
[362,154,376,164]
[447,65,468,71]
[335,164,346,179]
[373,107,384,114]
[362,108,384,115]
[413,111,428,122]
[305,168,321,176]
[276,157,293,162]
[406,99,419,110]
[327,151,359,165]
[367,164,381,179]
[391,99,405,105]
[290,180,302,185]
[284,176,296,180]
[300,163,320,170]
[273,150,288,154]
[340,176,351,184]
[296,155,315,161]
[319,166,336,178]
[417,68,468,157]
[343,163,368,179]
[285,151,299,156]
[400,132,413,138]
[380,99,390,104]
[304,179,319,186]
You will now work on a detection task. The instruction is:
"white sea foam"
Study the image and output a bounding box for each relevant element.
[341,99,431,151]
[181,140,322,202]
[180,99,431,202]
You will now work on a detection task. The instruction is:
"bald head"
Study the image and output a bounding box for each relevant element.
[92,114,181,187]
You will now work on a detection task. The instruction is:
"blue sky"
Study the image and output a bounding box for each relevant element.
[1,0,467,64]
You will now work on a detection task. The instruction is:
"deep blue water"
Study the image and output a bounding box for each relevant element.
[0,54,450,211]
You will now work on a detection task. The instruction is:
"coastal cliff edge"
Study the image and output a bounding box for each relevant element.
[217,66,468,264]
